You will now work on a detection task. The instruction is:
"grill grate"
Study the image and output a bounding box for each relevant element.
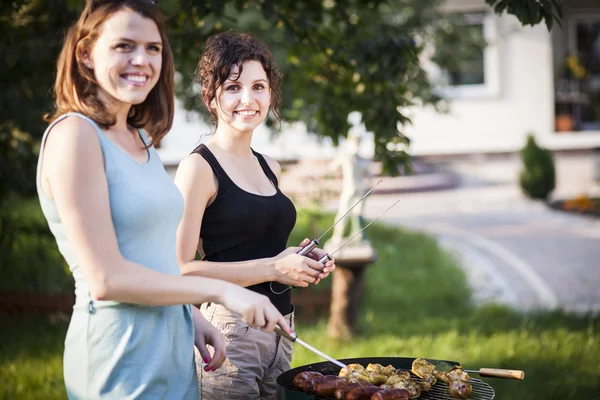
[276,357,495,400]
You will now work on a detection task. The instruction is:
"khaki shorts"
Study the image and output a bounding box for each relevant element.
[195,303,295,400]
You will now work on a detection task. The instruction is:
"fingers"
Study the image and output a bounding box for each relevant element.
[313,259,336,285]
[308,246,327,260]
[205,336,226,371]
[241,307,255,327]
[253,307,266,330]
[196,338,210,365]
[274,313,291,334]
[304,257,327,273]
[261,305,282,333]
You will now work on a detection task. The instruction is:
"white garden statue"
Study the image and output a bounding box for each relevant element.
[327,111,373,247]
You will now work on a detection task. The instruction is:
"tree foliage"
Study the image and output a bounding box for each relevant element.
[0,0,564,206]
[485,0,563,31]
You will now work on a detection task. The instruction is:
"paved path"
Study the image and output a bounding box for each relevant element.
[356,154,600,313]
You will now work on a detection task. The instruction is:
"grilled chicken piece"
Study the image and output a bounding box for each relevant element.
[381,381,421,399]
[416,380,431,392]
[411,358,438,386]
[446,366,470,382]
[365,363,396,384]
[438,366,472,399]
[339,364,371,383]
[366,363,396,377]
[340,363,365,376]
[381,373,421,399]
[448,379,473,399]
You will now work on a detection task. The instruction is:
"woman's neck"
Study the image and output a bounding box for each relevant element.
[112,105,131,132]
[98,90,132,132]
[210,126,253,157]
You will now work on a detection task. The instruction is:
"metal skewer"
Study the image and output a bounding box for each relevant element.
[317,198,401,264]
[271,180,384,295]
[275,326,348,369]
[296,179,383,257]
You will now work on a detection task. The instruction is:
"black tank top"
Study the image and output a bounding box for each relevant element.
[193,144,297,314]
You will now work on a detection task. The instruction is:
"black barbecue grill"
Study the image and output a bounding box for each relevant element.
[276,357,495,400]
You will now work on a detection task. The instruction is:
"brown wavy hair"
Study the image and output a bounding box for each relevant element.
[195,30,282,128]
[45,0,174,145]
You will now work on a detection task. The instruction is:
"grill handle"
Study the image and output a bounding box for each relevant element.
[472,368,525,380]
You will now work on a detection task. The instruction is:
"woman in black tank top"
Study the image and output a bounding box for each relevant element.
[174,31,336,400]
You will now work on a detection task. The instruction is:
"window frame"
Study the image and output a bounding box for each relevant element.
[432,11,500,100]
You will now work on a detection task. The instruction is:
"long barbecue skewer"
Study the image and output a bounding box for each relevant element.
[317,198,400,264]
[296,179,383,257]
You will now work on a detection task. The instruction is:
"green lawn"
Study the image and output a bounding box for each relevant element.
[0,206,598,399]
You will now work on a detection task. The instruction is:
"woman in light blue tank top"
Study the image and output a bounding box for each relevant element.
[37,1,291,399]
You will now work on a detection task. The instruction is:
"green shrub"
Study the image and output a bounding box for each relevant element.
[519,134,556,200]
[0,197,71,294]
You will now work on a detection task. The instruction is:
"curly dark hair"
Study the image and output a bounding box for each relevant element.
[195,30,282,127]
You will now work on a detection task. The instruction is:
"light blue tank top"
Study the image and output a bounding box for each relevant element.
[36,113,198,399]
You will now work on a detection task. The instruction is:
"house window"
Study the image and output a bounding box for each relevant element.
[574,18,600,130]
[556,16,600,132]
[444,13,486,86]
[430,12,500,99]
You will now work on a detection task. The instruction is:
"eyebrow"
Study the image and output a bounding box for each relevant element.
[225,78,268,84]
[114,37,162,46]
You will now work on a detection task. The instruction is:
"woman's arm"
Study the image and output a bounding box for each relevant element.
[40,117,290,334]
[174,154,323,287]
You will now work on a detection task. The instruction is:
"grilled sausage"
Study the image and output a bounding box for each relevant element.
[308,376,348,396]
[293,371,323,391]
[335,382,371,399]
[345,385,383,400]
[305,375,344,394]
[370,388,411,400]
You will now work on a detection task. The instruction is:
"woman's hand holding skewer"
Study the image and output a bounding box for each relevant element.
[271,238,336,286]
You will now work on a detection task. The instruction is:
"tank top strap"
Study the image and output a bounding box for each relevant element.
[192,144,235,190]
[37,112,110,190]
[252,149,279,188]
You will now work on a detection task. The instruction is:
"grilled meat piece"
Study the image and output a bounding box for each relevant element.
[383,381,421,399]
[366,363,396,377]
[368,372,389,386]
[448,379,473,399]
[416,380,431,392]
[436,366,472,399]
[306,375,347,397]
[411,358,438,386]
[335,382,366,399]
[340,364,371,383]
[340,364,365,377]
[344,385,382,400]
[365,363,396,385]
[371,388,411,400]
[446,366,470,382]
[293,371,323,391]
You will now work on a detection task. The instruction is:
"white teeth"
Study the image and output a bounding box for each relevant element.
[236,110,257,116]
[123,75,147,83]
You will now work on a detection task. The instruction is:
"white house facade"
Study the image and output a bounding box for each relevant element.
[158,0,600,165]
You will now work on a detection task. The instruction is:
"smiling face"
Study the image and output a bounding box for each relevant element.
[212,60,271,135]
[84,9,162,109]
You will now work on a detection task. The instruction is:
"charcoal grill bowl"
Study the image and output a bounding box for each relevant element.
[277,357,455,400]
[277,357,494,400]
